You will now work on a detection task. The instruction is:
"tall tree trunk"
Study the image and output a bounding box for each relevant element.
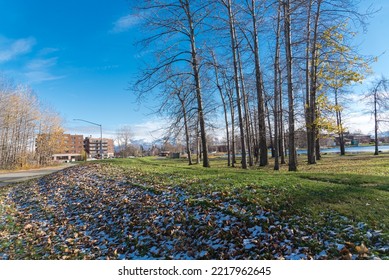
[222,93,231,166]
[311,0,322,162]
[212,52,231,166]
[277,42,286,165]
[374,85,379,155]
[335,88,346,155]
[305,0,316,165]
[236,36,254,167]
[252,108,259,164]
[196,120,201,164]
[250,0,268,166]
[274,4,281,170]
[249,108,257,165]
[225,0,247,169]
[226,84,236,167]
[283,0,297,171]
[315,129,321,160]
[182,0,210,167]
[179,98,192,165]
[279,114,287,164]
[265,99,274,158]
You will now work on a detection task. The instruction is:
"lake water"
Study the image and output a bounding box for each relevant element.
[297,145,389,154]
[223,145,389,157]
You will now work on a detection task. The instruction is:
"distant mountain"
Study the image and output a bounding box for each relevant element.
[132,138,165,148]
[378,131,389,137]
[114,138,168,153]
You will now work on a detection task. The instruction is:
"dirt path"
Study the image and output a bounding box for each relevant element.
[0,164,74,187]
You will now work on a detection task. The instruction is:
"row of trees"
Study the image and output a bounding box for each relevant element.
[133,0,379,171]
[0,74,63,170]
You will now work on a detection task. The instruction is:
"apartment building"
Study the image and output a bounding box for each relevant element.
[36,133,115,161]
[36,133,84,162]
[84,137,114,158]
[59,134,84,154]
[52,134,84,162]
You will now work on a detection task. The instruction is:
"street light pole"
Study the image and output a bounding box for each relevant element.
[73,119,103,159]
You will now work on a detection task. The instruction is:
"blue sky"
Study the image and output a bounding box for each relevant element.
[0,0,388,141]
[343,0,389,134]
[0,0,157,140]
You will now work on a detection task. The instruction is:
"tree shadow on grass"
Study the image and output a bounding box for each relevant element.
[296,173,389,191]
[277,173,389,228]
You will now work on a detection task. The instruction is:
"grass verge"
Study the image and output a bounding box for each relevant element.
[105,154,389,232]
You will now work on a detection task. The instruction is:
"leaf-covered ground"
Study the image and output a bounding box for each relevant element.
[1,163,387,260]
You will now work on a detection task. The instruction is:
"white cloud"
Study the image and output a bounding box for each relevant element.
[24,57,66,84]
[24,71,66,83]
[344,112,375,134]
[111,13,143,33]
[0,37,36,63]
[38,48,59,56]
[65,117,167,144]
[131,118,167,142]
[102,119,168,142]
[340,90,374,134]
[0,36,65,84]
[26,57,58,70]
[65,125,102,137]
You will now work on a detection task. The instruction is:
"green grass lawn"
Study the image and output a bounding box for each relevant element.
[1,153,388,259]
[105,153,389,232]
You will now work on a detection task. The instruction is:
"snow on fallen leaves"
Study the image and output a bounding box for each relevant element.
[0,163,387,260]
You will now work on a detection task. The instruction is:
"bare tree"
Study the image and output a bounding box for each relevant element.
[129,0,374,172]
[304,0,322,164]
[224,71,237,166]
[365,76,389,155]
[116,125,135,158]
[273,1,282,171]
[161,74,196,165]
[235,31,255,167]
[242,0,268,167]
[219,0,247,169]
[134,0,212,167]
[210,51,232,166]
[282,0,297,171]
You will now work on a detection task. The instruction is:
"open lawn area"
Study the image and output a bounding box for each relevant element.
[109,154,389,228]
[1,154,388,260]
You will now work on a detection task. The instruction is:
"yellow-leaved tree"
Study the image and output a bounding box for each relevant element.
[316,23,371,155]
[35,109,64,166]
